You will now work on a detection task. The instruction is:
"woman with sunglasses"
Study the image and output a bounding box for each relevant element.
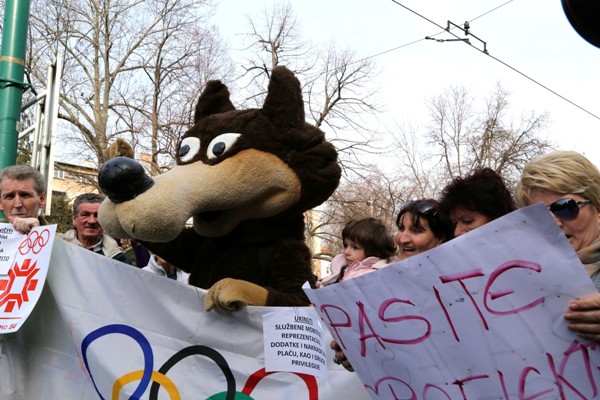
[516,150,600,342]
[395,199,454,260]
[439,168,516,237]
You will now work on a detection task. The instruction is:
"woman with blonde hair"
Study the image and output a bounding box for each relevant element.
[516,150,600,342]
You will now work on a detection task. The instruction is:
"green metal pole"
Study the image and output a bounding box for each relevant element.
[0,0,31,168]
[0,0,31,222]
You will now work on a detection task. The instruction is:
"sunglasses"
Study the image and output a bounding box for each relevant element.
[401,200,438,217]
[547,198,592,221]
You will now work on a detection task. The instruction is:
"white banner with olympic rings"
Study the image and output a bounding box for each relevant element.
[0,239,369,400]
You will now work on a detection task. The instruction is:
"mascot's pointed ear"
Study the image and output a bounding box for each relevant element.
[263,66,304,130]
[194,80,236,122]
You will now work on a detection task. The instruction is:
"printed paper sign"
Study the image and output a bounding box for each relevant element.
[0,224,56,334]
[304,204,600,399]
[0,224,25,275]
[263,307,327,378]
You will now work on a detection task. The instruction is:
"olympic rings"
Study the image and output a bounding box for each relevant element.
[18,228,50,255]
[82,324,154,400]
[82,324,320,399]
[114,370,180,400]
[149,345,237,400]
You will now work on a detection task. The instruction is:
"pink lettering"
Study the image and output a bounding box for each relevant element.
[357,301,387,357]
[319,304,351,349]
[379,298,431,345]
[518,366,553,399]
[484,260,544,316]
[439,268,489,339]
[546,339,598,400]
[422,383,451,399]
[364,376,417,400]
[452,374,489,400]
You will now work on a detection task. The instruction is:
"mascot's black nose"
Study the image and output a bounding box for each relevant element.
[98,157,155,203]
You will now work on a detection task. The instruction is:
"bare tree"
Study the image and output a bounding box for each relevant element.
[315,167,408,258]
[394,84,554,196]
[392,123,438,199]
[239,1,313,100]
[466,84,553,188]
[239,2,382,176]
[425,85,475,180]
[25,0,229,181]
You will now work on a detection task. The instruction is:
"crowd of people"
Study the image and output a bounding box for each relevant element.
[325,150,600,371]
[2,149,600,372]
[0,165,187,281]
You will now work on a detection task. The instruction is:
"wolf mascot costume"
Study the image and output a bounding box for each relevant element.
[98,66,341,312]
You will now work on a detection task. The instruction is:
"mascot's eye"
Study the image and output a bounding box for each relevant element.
[179,137,201,162]
[207,133,241,160]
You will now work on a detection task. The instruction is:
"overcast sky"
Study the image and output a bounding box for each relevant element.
[212,0,600,169]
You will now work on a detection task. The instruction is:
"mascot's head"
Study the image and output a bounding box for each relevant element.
[98,66,341,241]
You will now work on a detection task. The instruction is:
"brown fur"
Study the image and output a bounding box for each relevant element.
[98,66,341,309]
[103,138,134,160]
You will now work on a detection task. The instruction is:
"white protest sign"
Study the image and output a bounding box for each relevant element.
[263,307,327,378]
[0,224,25,275]
[0,224,56,333]
[304,204,600,399]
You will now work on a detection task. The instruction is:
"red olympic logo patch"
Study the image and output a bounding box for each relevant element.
[18,229,50,255]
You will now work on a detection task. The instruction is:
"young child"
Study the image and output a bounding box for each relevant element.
[318,217,398,287]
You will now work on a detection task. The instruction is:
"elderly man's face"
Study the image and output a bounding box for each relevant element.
[73,202,103,244]
[0,177,46,222]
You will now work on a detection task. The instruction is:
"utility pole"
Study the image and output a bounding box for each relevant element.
[0,0,31,168]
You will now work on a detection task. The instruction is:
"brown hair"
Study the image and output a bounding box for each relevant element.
[342,217,396,260]
[396,199,454,243]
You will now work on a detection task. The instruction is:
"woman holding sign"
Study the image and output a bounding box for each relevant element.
[516,150,600,342]
[331,201,453,371]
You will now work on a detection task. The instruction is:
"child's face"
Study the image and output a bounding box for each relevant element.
[343,238,366,265]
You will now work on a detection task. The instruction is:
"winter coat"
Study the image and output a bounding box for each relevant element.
[318,253,399,287]
[59,229,132,265]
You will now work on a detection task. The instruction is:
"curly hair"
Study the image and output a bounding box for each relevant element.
[439,168,516,220]
[342,217,396,260]
[396,199,454,243]
[516,150,600,208]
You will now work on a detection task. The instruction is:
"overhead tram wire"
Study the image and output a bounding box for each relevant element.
[349,2,515,64]
[385,0,600,122]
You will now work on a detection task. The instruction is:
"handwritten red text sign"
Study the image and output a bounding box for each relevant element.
[305,204,600,400]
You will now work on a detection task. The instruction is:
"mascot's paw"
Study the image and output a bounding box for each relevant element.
[103,138,134,160]
[205,278,269,312]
